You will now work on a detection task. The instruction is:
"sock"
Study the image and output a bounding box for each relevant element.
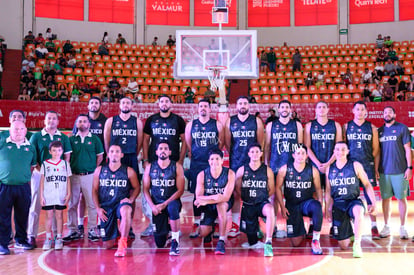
[232,213,240,225]
[400,225,405,230]
[194,218,200,226]
[371,221,377,227]
[78,217,84,226]
[219,236,226,242]
[46,233,52,240]
[56,234,62,239]
[313,232,321,241]
[265,237,272,244]
[354,236,361,245]
[172,231,179,243]
[309,220,313,225]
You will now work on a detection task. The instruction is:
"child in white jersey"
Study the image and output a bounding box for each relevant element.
[40,141,72,250]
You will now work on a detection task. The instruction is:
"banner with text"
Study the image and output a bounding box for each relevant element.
[146,0,190,26]
[0,101,413,130]
[35,0,84,21]
[349,0,394,24]
[399,0,414,21]
[294,0,337,26]
[89,0,134,24]
[248,0,290,27]
[194,0,237,27]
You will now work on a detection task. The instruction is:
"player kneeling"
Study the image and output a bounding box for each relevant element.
[143,141,185,256]
[235,143,275,257]
[276,145,324,255]
[194,149,235,255]
[92,145,140,257]
[326,142,376,258]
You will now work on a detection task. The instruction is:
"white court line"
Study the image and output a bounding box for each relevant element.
[282,248,334,275]
[37,250,65,275]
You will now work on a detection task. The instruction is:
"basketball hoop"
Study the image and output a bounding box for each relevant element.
[206,65,227,92]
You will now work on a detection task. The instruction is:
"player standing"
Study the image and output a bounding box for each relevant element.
[185,99,224,238]
[224,96,264,237]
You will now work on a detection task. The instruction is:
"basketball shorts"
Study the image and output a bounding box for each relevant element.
[152,199,182,237]
[332,199,364,241]
[240,201,269,234]
[100,202,132,241]
[286,199,317,238]
[121,153,139,175]
[200,198,233,226]
[185,165,205,194]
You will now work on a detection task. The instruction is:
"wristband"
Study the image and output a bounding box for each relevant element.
[408,166,413,170]
[143,159,148,162]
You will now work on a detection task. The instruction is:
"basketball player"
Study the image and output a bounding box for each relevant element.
[235,143,275,257]
[194,149,235,255]
[304,101,342,236]
[265,100,303,237]
[343,101,380,239]
[92,145,140,257]
[185,99,224,238]
[224,96,264,238]
[276,145,323,255]
[28,111,72,247]
[378,106,412,239]
[104,97,143,239]
[326,142,376,258]
[142,94,186,236]
[142,141,185,255]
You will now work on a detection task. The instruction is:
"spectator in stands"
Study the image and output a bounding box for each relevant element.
[315,70,325,88]
[116,33,127,45]
[395,61,405,75]
[102,89,113,102]
[76,76,89,94]
[376,34,384,49]
[43,60,56,79]
[383,59,396,76]
[20,71,35,87]
[204,88,216,104]
[267,48,276,73]
[342,68,353,86]
[167,35,176,47]
[384,36,393,48]
[18,87,30,101]
[45,38,55,53]
[408,74,414,92]
[67,54,77,68]
[36,82,47,98]
[98,42,109,56]
[35,43,48,59]
[372,69,382,85]
[260,50,268,73]
[372,84,383,100]
[45,75,56,88]
[85,57,95,69]
[63,40,75,55]
[292,49,302,72]
[53,60,63,75]
[361,68,372,84]
[24,31,35,46]
[134,94,143,103]
[387,46,398,61]
[21,56,35,72]
[89,75,101,94]
[374,61,384,78]
[70,84,82,102]
[249,96,257,103]
[387,73,399,93]
[33,67,42,82]
[184,87,195,103]
[126,77,139,94]
[58,84,69,101]
[45,28,53,40]
[26,82,35,97]
[56,53,67,68]
[396,81,407,101]
[102,32,109,44]
[265,109,277,125]
[34,33,45,46]
[382,83,394,101]
[305,73,314,88]
[362,84,371,102]
[108,76,121,101]
[47,84,59,101]
[376,47,387,63]
[152,37,158,46]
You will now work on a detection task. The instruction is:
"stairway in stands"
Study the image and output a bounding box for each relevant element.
[228,79,249,103]
[1,49,22,99]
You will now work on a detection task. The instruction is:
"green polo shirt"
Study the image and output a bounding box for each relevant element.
[69,132,104,174]
[0,130,32,143]
[0,138,37,185]
[29,129,72,165]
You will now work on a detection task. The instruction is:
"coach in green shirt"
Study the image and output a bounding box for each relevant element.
[65,114,104,242]
[27,111,72,247]
[0,121,37,255]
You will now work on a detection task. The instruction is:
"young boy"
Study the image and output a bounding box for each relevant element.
[40,141,72,250]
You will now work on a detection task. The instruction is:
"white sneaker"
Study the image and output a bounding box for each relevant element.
[241,241,264,249]
[55,238,63,250]
[43,238,53,250]
[276,230,287,239]
[380,225,390,238]
[400,227,409,240]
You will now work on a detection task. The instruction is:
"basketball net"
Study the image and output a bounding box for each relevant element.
[207,66,228,106]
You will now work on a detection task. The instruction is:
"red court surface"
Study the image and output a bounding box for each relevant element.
[2,192,414,275]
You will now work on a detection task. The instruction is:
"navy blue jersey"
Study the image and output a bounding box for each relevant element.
[283,163,314,205]
[328,160,360,201]
[149,161,177,204]
[98,164,131,209]
[241,164,269,205]
[204,167,230,196]
[110,115,138,154]
[72,113,107,146]
[190,118,219,170]
[270,119,299,173]
[229,115,258,171]
[378,122,411,174]
[144,113,186,162]
[346,120,374,165]
[310,119,336,164]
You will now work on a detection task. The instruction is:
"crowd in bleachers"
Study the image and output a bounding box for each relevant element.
[18,29,414,104]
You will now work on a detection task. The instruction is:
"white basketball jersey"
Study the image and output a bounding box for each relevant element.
[41,159,72,206]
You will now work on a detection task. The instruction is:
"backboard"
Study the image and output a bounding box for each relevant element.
[174,30,258,79]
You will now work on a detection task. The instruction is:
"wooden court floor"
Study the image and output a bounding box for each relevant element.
[2,192,414,275]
